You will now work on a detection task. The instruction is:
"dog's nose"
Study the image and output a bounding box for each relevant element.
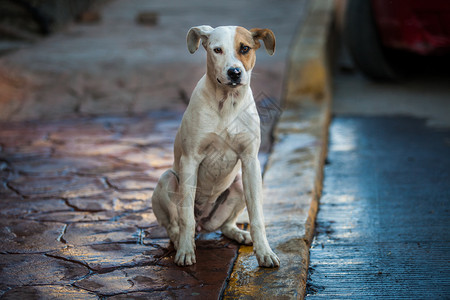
[227,67,242,82]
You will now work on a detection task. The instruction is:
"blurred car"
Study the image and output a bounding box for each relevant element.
[344,0,450,81]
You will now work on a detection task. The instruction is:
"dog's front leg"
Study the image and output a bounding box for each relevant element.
[241,155,280,267]
[175,155,198,266]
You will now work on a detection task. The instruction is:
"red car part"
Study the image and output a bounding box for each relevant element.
[372,0,450,55]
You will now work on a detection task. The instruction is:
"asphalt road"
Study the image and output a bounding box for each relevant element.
[306,60,450,298]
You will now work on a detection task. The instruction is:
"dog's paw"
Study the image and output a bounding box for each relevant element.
[236,230,253,245]
[174,249,196,266]
[222,226,253,245]
[255,249,280,268]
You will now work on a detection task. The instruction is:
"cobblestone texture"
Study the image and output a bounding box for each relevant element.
[0,0,311,297]
[0,111,241,298]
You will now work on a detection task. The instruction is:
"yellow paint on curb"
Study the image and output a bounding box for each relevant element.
[223,0,335,299]
[226,246,257,297]
[285,0,334,105]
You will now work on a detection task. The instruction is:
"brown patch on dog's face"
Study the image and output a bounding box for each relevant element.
[234,26,257,71]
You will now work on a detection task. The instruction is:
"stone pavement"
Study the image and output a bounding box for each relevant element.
[0,0,328,298]
[0,0,309,122]
[0,110,243,298]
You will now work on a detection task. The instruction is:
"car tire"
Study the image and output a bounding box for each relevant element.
[344,0,400,81]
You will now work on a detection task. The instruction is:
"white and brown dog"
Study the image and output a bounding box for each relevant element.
[152,25,280,268]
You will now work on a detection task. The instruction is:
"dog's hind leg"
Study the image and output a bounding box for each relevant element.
[152,170,180,249]
[219,175,253,245]
[221,219,253,245]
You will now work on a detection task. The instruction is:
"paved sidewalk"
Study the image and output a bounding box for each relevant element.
[0,0,316,298]
[0,0,308,122]
[0,110,243,298]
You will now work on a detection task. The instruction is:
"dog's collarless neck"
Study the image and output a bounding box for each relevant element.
[216,86,249,112]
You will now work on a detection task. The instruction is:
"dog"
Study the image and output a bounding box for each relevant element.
[152,25,280,268]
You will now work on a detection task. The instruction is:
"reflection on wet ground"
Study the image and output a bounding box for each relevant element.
[0,111,242,298]
[307,117,450,298]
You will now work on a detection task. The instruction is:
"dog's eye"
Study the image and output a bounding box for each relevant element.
[214,48,223,54]
[240,45,250,54]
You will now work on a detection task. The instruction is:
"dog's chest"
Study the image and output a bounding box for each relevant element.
[216,106,259,149]
[198,132,241,181]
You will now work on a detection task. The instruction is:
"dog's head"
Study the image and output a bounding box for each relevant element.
[187,25,275,88]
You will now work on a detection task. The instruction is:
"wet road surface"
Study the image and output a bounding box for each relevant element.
[307,116,450,298]
[307,67,450,298]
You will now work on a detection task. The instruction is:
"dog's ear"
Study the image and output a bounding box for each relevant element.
[250,28,276,55]
[187,25,214,54]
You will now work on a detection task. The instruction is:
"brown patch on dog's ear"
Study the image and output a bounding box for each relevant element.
[250,28,276,55]
[187,25,214,54]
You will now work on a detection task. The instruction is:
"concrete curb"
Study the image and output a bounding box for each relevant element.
[223,1,335,298]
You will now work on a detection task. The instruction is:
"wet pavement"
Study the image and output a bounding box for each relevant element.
[0,110,244,298]
[0,0,315,298]
[306,66,450,297]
